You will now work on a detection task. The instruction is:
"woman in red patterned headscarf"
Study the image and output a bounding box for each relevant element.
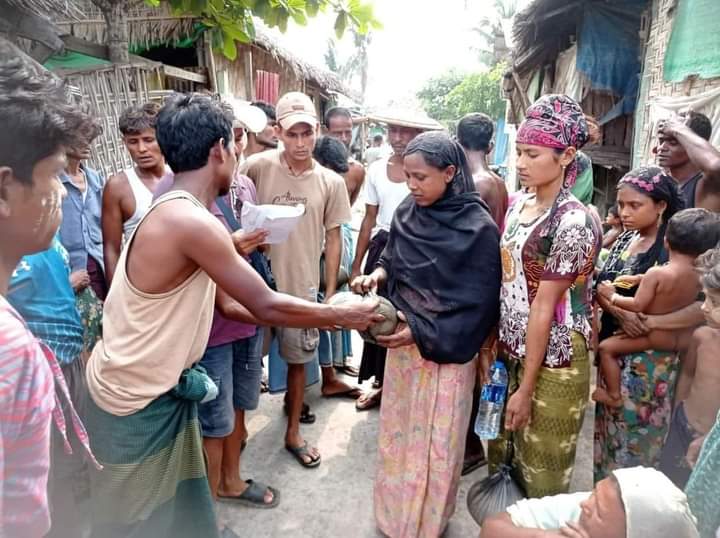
[488,94,602,498]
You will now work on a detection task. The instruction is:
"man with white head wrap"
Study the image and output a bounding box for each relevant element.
[481,466,699,538]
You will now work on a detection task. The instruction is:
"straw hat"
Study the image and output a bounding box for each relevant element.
[366,108,444,131]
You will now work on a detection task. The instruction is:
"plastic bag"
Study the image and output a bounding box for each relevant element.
[467,463,525,526]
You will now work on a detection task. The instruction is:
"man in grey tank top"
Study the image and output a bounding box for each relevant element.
[656,111,720,212]
[101,102,168,286]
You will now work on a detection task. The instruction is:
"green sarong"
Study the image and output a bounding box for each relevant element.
[489,331,590,498]
[86,374,218,538]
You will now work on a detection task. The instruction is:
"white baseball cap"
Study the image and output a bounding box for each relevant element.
[228,98,267,133]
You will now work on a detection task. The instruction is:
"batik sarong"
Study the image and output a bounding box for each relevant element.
[374,344,475,537]
[594,349,680,482]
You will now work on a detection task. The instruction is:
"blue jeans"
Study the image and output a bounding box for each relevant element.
[198,332,263,438]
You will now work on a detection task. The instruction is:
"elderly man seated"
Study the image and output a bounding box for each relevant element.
[481,467,698,538]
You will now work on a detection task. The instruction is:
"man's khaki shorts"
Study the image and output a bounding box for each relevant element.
[276,326,320,365]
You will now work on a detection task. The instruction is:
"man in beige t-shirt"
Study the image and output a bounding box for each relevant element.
[242,91,355,467]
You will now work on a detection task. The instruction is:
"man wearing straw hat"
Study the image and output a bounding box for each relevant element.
[350,108,443,411]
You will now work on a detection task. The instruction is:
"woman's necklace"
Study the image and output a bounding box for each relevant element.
[519,196,552,224]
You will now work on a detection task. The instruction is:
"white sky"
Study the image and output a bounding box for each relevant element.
[263,0,532,108]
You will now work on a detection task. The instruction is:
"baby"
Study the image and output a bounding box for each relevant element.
[595,208,720,407]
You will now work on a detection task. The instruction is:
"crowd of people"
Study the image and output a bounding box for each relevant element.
[4,35,720,538]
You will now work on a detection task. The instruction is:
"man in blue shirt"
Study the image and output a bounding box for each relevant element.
[7,237,88,538]
[59,120,107,300]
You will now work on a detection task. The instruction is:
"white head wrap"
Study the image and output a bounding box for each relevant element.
[612,467,699,538]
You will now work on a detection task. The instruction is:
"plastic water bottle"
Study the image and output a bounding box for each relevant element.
[474,360,509,440]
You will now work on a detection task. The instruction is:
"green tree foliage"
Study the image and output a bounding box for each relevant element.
[155,0,382,61]
[96,0,382,63]
[324,28,372,99]
[417,63,507,126]
[416,69,466,121]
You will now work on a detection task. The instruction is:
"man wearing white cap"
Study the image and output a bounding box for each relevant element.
[481,466,699,538]
[241,91,353,468]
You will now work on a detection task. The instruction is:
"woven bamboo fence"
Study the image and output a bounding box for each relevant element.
[65,63,164,178]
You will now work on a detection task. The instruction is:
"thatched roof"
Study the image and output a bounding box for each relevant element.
[55,0,357,99]
[55,0,195,50]
[6,0,82,17]
[511,0,582,75]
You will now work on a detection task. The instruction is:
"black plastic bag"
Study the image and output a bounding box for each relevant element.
[467,439,525,526]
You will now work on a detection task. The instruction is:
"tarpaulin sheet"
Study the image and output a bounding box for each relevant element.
[44,51,111,71]
[576,1,647,122]
[664,0,720,83]
[492,116,509,168]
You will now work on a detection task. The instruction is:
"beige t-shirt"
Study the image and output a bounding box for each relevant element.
[241,150,351,298]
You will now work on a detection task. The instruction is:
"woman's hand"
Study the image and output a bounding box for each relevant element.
[614,309,649,338]
[505,388,533,431]
[597,280,616,301]
[70,270,90,292]
[375,311,414,348]
[231,229,269,257]
[351,272,379,294]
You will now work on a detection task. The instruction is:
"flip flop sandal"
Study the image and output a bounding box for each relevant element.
[323,387,363,400]
[285,441,321,468]
[355,391,382,412]
[283,401,316,424]
[218,479,280,509]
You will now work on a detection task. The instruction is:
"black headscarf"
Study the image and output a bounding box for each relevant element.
[377,132,501,364]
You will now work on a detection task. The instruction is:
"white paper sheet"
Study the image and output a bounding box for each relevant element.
[240,201,305,244]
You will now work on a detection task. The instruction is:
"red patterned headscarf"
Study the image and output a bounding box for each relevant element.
[516,94,590,188]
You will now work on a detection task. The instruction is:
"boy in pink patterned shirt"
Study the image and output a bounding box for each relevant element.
[0,39,95,536]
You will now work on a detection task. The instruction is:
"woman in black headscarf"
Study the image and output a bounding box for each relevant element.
[352,131,501,537]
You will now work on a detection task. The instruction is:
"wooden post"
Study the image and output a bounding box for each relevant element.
[203,32,218,94]
[243,48,254,101]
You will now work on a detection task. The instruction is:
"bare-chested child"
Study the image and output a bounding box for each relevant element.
[659,247,720,487]
[595,208,720,407]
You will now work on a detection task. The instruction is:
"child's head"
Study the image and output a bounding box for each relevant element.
[605,204,620,227]
[0,39,88,258]
[665,208,720,257]
[697,248,720,328]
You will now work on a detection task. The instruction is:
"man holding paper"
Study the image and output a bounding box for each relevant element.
[241,91,358,468]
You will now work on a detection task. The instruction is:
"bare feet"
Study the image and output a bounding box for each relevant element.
[321,377,362,398]
[592,388,623,408]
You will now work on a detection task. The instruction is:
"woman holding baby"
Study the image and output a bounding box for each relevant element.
[593,167,690,480]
